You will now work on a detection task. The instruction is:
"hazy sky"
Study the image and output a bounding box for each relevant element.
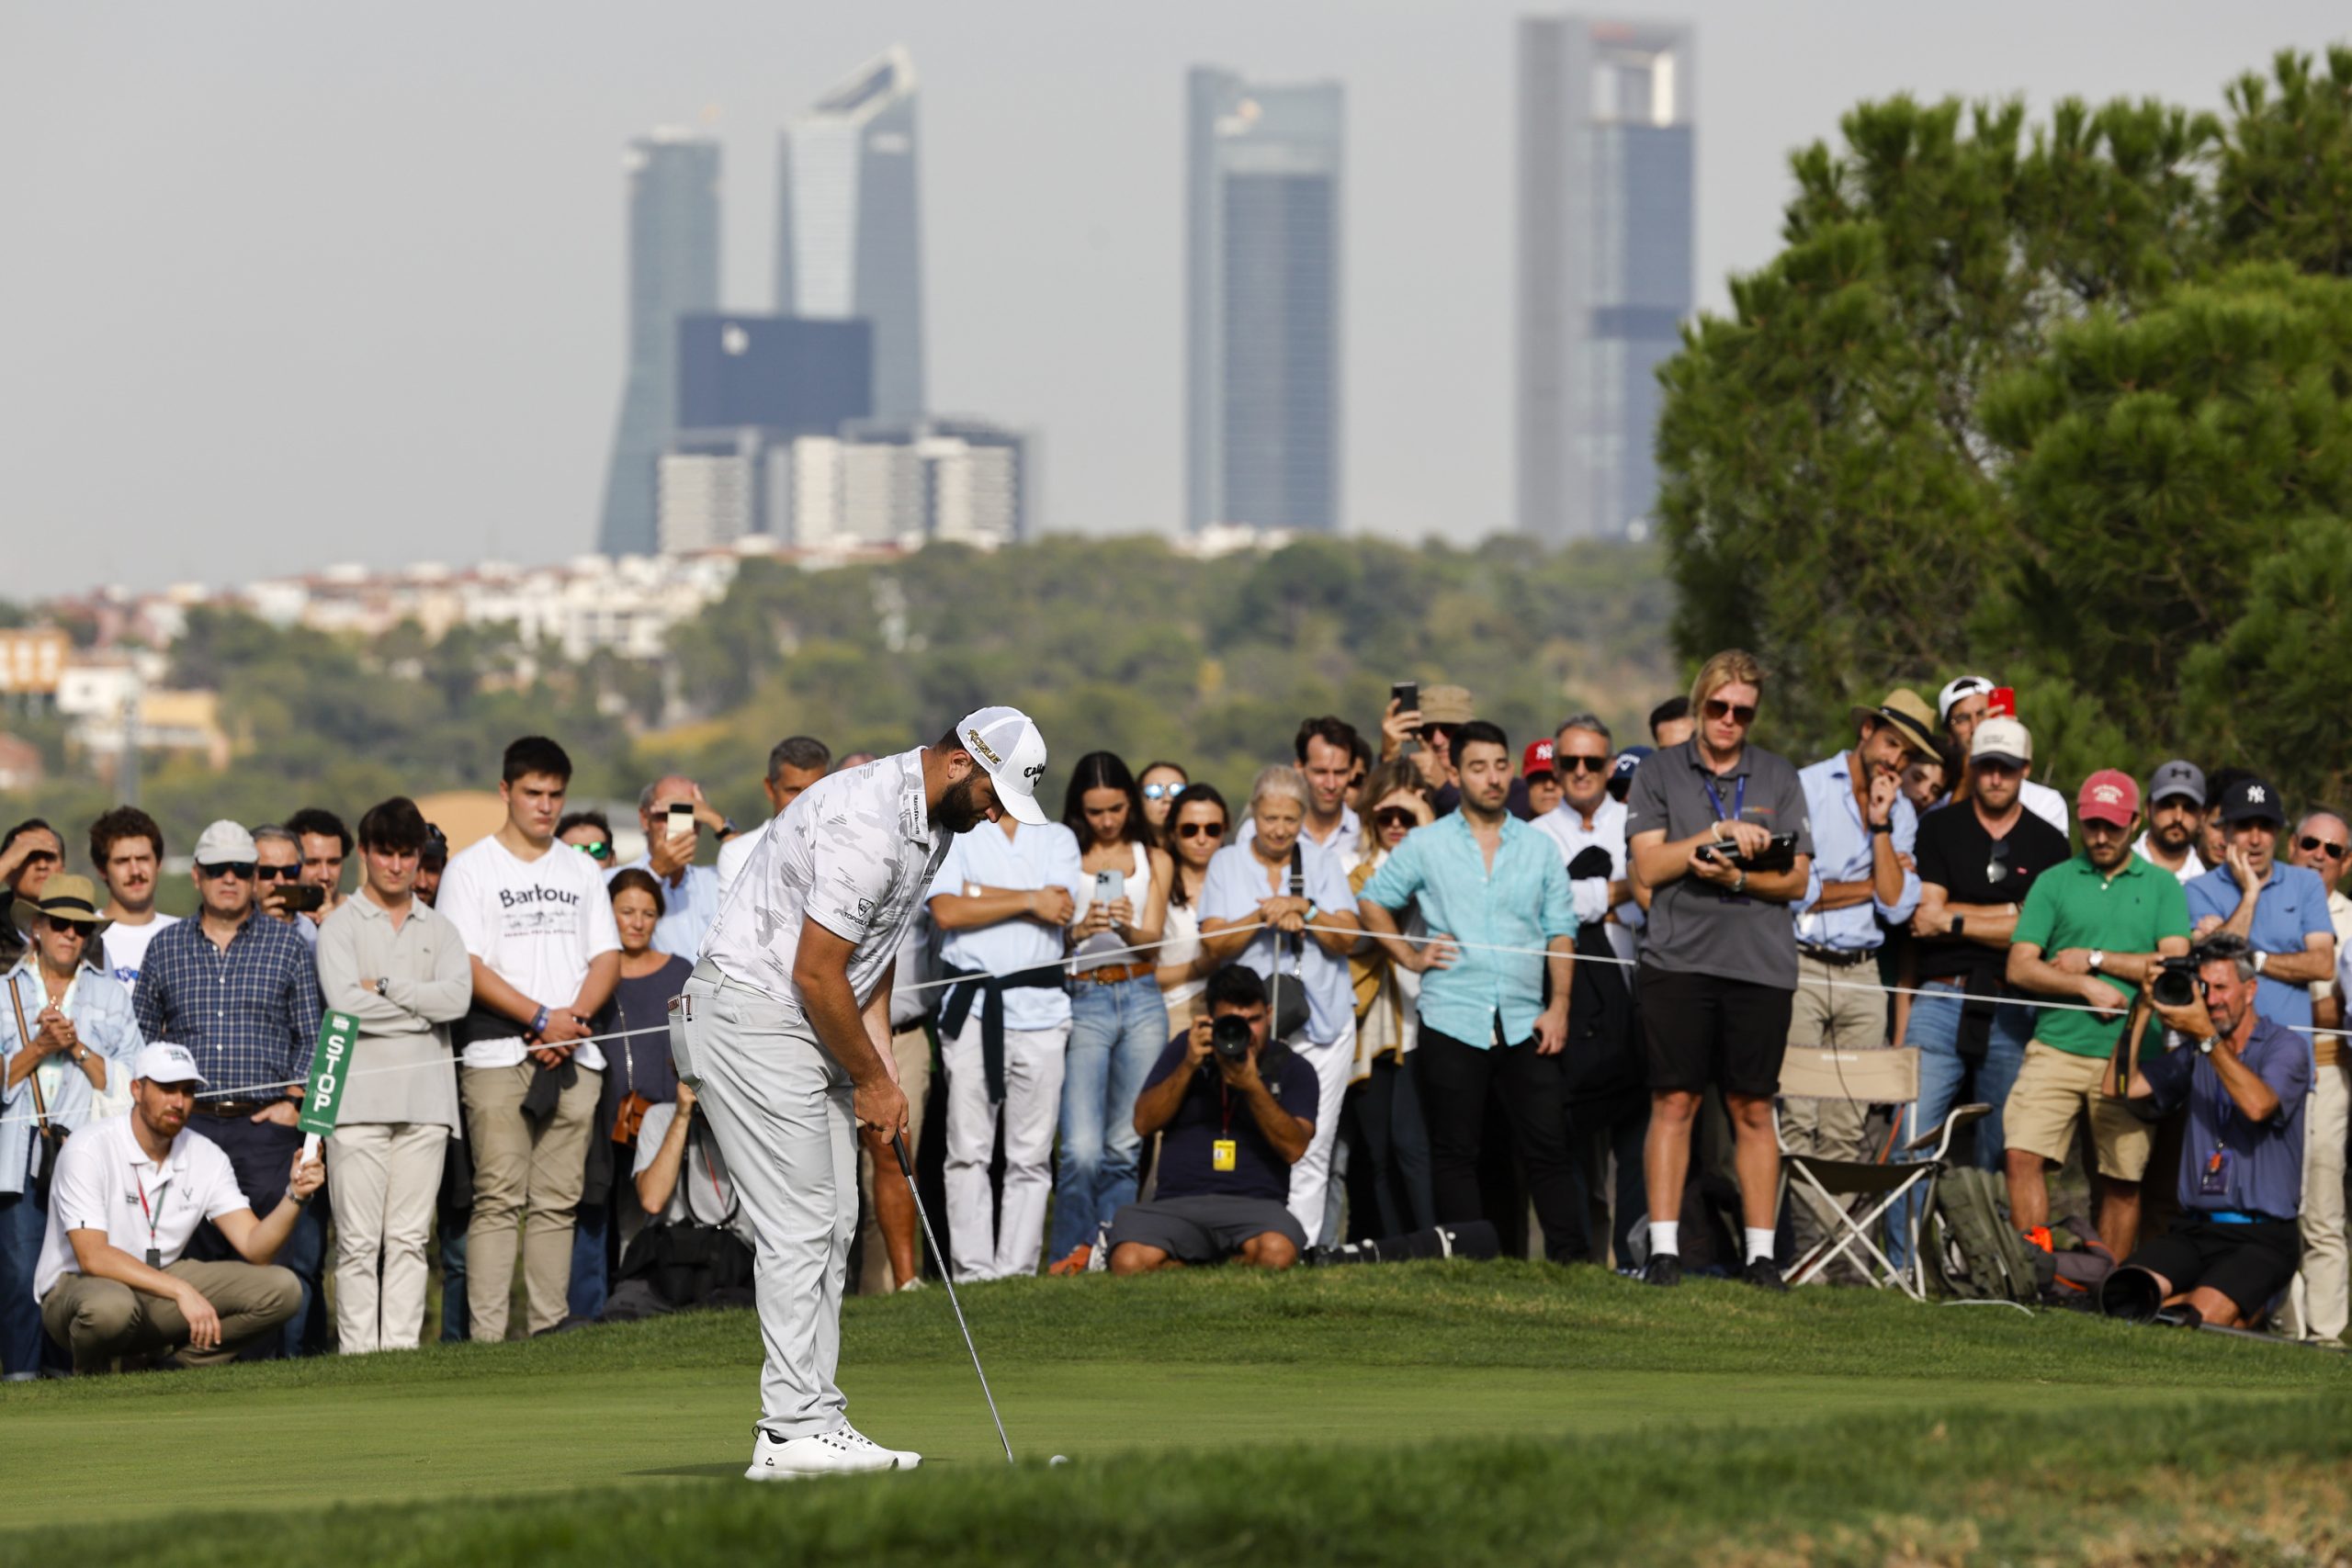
[3,2,2343,598]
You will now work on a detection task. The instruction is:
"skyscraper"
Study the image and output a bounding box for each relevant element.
[775,47,925,422]
[1186,66,1344,535]
[596,130,721,558]
[1517,17,1694,543]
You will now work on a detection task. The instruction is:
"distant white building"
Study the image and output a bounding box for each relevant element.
[775,417,1030,550]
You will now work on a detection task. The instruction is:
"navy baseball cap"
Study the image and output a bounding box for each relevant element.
[1607,746,1654,802]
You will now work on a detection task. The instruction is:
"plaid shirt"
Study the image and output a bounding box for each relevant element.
[133,912,324,1098]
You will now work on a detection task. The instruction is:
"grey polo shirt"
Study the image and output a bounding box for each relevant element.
[1624,739,1813,990]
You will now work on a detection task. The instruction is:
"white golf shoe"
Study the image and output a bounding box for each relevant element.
[744,1427,918,1481]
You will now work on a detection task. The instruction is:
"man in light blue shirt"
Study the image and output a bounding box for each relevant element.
[1357,722,1585,1262]
[1784,691,1933,1269]
[926,816,1085,1281]
[607,773,727,959]
[2186,775,2335,1032]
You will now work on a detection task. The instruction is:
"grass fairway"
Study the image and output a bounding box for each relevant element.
[6,1261,2347,1564]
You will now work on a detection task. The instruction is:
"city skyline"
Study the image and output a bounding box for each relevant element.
[7,1,2343,597]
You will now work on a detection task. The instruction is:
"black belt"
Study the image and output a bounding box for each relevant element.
[195,1100,279,1118]
[939,964,1068,1100]
[1797,944,1878,968]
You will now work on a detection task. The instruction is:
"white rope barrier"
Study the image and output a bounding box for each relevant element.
[0,905,2318,1133]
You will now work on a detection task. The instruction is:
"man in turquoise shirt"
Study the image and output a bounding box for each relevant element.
[1358,721,1584,1260]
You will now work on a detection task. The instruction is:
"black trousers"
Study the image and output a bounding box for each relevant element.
[1417,1024,1586,1265]
[1568,1087,1651,1267]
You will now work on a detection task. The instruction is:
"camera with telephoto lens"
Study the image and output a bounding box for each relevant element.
[2148,955,2203,1010]
[1210,1014,1254,1064]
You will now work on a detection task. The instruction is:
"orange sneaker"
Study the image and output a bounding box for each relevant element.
[1047,1245,1092,1277]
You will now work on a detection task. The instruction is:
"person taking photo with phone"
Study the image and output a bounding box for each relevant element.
[611,774,733,959]
[1624,650,1815,1290]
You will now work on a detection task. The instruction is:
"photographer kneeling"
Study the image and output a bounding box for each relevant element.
[1106,965,1317,1274]
[2103,933,2311,1327]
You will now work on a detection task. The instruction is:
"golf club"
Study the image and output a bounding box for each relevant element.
[894,1131,1016,1464]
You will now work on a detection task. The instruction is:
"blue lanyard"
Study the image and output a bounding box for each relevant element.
[1702,772,1744,827]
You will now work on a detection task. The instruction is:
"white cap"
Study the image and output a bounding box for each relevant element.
[132,1042,209,1089]
[1970,716,2032,767]
[956,706,1049,826]
[191,819,257,866]
[1937,675,1995,723]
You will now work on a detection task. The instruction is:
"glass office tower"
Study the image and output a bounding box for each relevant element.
[1186,66,1344,534]
[597,130,722,558]
[1518,17,1694,542]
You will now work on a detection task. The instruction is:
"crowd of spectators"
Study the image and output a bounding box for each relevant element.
[3,647,2348,1375]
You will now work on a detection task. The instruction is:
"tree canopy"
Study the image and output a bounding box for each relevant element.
[1657,46,2352,806]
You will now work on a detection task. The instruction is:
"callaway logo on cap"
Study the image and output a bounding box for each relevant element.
[956,706,1050,826]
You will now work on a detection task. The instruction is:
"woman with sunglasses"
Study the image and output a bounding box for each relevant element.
[1047,753,1175,1276]
[0,876,141,1378]
[1136,761,1190,841]
[1341,761,1438,1239]
[1155,784,1230,1032]
[558,811,616,870]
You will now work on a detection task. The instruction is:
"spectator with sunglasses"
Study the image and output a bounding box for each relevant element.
[131,819,327,1357]
[2283,809,2352,1343]
[2184,776,2335,1035]
[2,875,141,1378]
[0,820,65,974]
[1137,761,1191,841]
[1155,784,1229,1033]
[251,825,317,950]
[557,811,616,870]
[1624,650,1815,1290]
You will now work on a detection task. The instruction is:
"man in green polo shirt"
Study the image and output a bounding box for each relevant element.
[2005,769,2192,1260]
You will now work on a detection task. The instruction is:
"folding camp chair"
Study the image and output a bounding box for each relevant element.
[1774,1044,1989,1299]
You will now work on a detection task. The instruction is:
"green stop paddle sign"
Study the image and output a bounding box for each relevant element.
[299,1010,360,1141]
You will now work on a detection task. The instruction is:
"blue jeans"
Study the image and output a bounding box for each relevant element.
[569,1193,611,1322]
[0,1189,46,1377]
[1891,980,2033,1269]
[1051,975,1169,1258]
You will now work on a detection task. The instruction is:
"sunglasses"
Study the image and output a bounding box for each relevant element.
[1174,820,1226,840]
[1985,837,2013,886]
[570,840,610,858]
[2301,835,2349,861]
[1557,754,1612,774]
[255,864,301,882]
[1141,782,1183,801]
[1373,807,1419,831]
[197,861,257,880]
[1702,697,1757,726]
[42,915,94,936]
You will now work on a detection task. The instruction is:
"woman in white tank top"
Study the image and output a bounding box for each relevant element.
[1048,753,1175,1274]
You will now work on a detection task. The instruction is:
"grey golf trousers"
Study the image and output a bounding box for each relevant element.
[678,963,858,1440]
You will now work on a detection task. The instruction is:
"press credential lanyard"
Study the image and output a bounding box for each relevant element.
[132,1163,164,1269]
[1702,772,1745,828]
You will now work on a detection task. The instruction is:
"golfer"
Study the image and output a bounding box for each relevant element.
[686,706,1051,1480]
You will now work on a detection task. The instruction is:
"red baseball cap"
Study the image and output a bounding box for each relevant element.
[2076,769,2140,829]
[1522,739,1556,779]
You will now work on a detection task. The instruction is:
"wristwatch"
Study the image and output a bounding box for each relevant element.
[2088,951,2106,974]
[1869,821,1892,836]
[2196,1034,2215,1056]
[2253,951,2269,976]
[716,818,739,841]
[376,976,391,995]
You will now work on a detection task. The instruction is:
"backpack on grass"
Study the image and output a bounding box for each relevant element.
[1924,1168,2045,1305]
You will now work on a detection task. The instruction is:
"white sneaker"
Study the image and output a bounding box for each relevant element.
[837,1425,922,1469]
[743,1427,907,1481]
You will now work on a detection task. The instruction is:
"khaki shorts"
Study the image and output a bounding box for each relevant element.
[2004,1041,2152,1180]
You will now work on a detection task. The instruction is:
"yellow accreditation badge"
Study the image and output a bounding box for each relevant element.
[1212,1139,1238,1173]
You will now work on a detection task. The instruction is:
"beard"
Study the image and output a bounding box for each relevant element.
[936,773,994,835]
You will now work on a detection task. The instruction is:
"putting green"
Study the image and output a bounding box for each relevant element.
[2,1357,2272,1526]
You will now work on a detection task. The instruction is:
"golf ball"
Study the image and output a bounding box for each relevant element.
[1049,1455,1069,1466]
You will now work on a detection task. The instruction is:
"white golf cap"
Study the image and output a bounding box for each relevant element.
[1970,716,2032,768]
[132,1042,209,1089]
[191,819,257,866]
[956,705,1049,826]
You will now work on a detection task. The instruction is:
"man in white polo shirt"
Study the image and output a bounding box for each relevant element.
[686,705,1051,1479]
[926,800,1084,1282]
[37,1043,322,1371]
